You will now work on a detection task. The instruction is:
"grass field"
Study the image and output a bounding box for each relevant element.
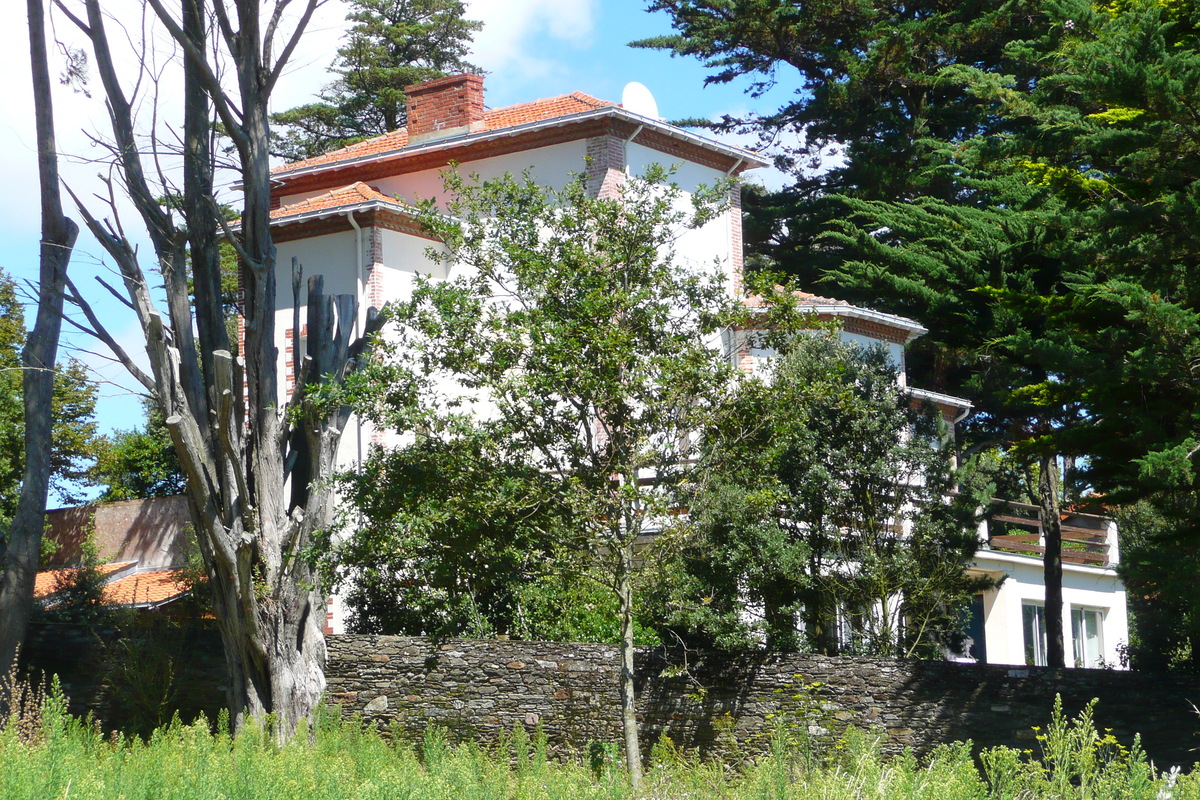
[1,681,1195,800]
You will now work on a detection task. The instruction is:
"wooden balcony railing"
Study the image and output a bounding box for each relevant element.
[982,500,1116,567]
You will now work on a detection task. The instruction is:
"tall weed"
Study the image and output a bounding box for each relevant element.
[0,689,1196,800]
[980,696,1168,800]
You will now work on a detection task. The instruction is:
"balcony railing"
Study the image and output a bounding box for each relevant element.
[980,500,1118,568]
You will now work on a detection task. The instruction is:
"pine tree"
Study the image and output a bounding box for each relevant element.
[272,0,480,161]
[635,0,1050,276]
[995,0,1200,670]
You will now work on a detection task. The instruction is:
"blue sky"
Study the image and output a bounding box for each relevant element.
[0,0,795,468]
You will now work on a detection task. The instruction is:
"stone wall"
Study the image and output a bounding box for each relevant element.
[20,627,1200,766]
[20,622,227,730]
[326,636,1200,767]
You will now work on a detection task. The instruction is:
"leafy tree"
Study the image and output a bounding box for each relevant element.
[272,0,481,161]
[653,332,989,656]
[0,272,100,528]
[326,431,572,639]
[329,429,663,645]
[336,167,732,787]
[92,399,186,502]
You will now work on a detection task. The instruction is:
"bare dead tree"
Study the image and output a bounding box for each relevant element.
[0,0,80,680]
[55,0,381,736]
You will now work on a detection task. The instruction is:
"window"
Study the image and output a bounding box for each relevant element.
[1023,602,1047,667]
[1071,607,1105,668]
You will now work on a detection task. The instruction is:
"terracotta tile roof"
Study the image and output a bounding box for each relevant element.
[101,570,190,607]
[740,286,927,340]
[34,561,136,599]
[742,287,851,308]
[271,181,409,219]
[274,92,614,175]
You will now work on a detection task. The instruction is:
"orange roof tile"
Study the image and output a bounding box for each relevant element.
[742,287,851,308]
[34,561,137,599]
[274,92,614,175]
[271,181,408,219]
[101,570,190,607]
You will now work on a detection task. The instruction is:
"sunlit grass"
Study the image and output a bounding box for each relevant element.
[2,680,1196,800]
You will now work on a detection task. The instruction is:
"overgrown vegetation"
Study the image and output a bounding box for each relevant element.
[0,682,1195,800]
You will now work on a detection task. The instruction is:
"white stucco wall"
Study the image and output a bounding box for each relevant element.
[627,142,735,289]
[274,230,360,311]
[268,128,1130,657]
[373,140,589,206]
[973,550,1129,669]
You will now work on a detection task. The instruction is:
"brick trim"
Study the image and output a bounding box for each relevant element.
[283,324,308,394]
[839,317,911,345]
[729,183,744,296]
[586,135,626,198]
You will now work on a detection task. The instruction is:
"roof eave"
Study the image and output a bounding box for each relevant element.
[265,198,418,229]
[908,386,972,410]
[800,304,928,343]
[272,106,768,183]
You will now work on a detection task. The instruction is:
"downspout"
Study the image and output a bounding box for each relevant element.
[724,155,745,297]
[346,211,365,471]
[623,124,644,176]
[951,405,971,470]
[952,405,971,427]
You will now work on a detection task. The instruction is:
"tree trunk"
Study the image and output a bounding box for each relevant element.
[616,541,643,789]
[0,0,78,680]
[56,0,369,738]
[1038,452,1066,668]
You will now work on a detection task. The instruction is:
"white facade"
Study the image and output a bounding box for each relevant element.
[971,509,1128,668]
[267,74,1128,662]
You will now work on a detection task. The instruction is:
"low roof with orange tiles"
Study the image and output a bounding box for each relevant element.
[271,181,414,221]
[275,92,614,176]
[34,561,136,599]
[100,570,190,607]
[741,287,927,340]
[742,287,851,309]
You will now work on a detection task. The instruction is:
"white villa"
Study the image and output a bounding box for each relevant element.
[267,74,1128,667]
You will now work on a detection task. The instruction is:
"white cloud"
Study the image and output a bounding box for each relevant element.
[0,0,601,434]
[466,0,596,83]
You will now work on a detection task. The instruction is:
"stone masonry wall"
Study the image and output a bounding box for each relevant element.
[326,636,1200,767]
[21,626,1200,766]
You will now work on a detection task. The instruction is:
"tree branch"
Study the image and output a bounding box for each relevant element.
[61,273,154,391]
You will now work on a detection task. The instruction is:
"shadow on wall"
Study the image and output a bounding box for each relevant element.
[896,660,1200,766]
[43,496,191,570]
[635,648,771,755]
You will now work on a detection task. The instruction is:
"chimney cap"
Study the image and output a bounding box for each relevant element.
[404,72,485,95]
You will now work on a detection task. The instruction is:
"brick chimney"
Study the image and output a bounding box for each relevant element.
[405,74,486,145]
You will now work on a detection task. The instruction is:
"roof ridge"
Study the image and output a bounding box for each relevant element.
[484,90,613,116]
[274,91,621,175]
